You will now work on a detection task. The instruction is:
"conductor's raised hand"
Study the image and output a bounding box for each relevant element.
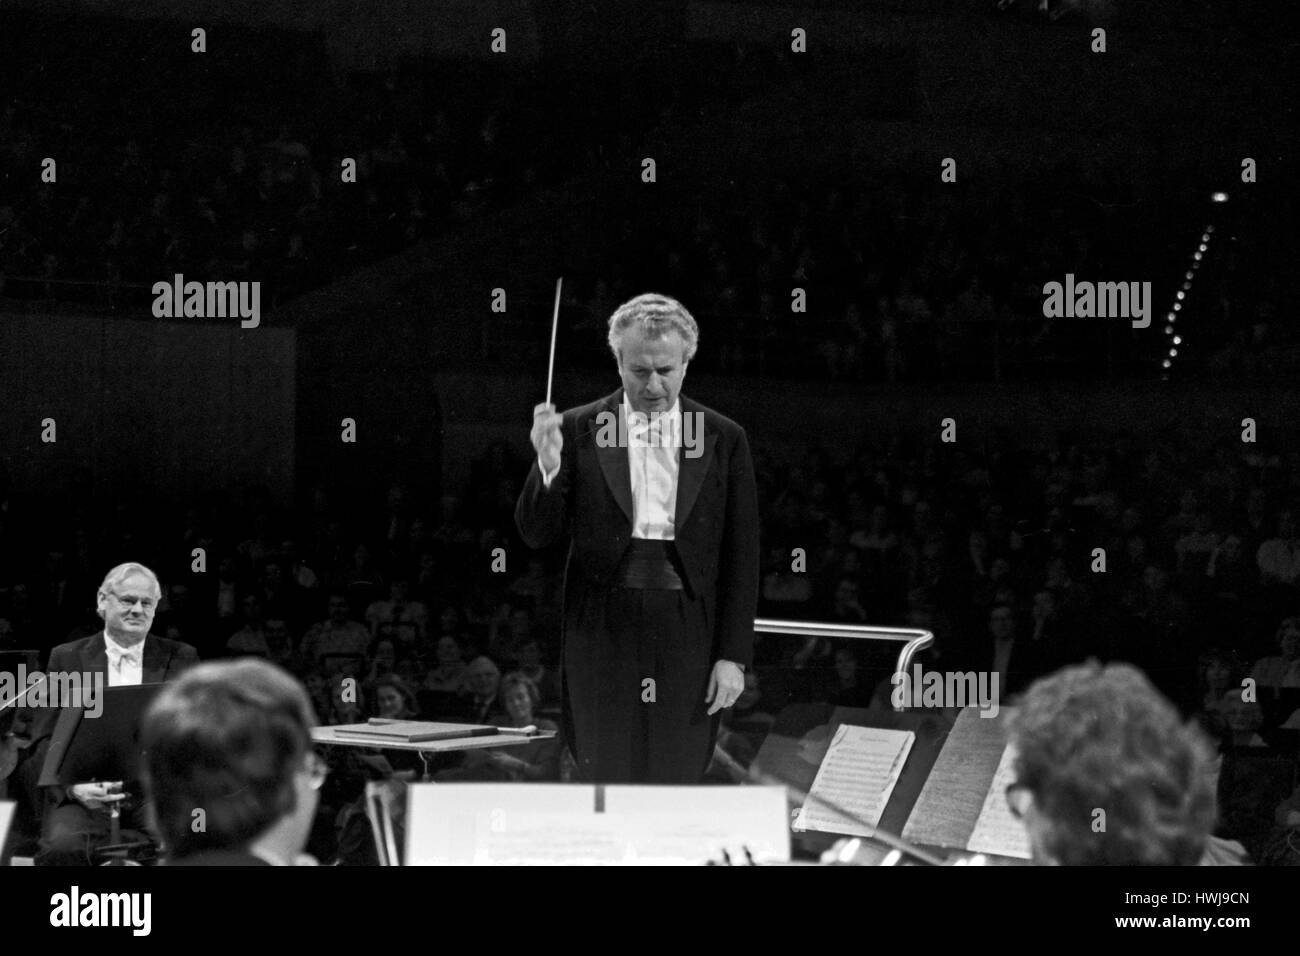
[531,402,564,475]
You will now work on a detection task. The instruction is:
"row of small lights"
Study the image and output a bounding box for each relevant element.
[1162,191,1228,374]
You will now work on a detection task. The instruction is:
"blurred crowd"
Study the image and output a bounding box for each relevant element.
[563,161,1298,384]
[3,415,1300,860]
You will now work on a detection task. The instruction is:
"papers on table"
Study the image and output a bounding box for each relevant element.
[793,725,915,837]
[331,720,497,742]
[965,743,1032,860]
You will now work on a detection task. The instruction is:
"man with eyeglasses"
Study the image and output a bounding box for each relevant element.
[1003,661,1221,865]
[142,658,323,866]
[19,561,198,865]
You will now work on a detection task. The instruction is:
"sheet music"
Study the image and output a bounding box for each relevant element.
[794,725,915,837]
[0,801,13,856]
[966,744,1032,860]
[902,705,1010,849]
[478,812,631,865]
[406,784,596,865]
[605,785,790,864]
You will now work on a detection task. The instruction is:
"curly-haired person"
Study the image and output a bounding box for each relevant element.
[1004,660,1240,865]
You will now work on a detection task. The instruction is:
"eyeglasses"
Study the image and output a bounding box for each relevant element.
[304,750,330,790]
[107,592,156,611]
[1004,782,1032,821]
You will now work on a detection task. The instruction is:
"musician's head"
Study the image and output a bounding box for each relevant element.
[96,562,161,643]
[607,293,698,414]
[1005,660,1217,865]
[142,658,322,864]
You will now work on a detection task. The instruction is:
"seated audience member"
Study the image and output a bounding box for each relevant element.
[1004,661,1223,865]
[504,637,560,711]
[141,658,324,865]
[436,675,559,782]
[417,634,468,718]
[1195,648,1265,748]
[459,655,504,724]
[423,635,466,692]
[365,675,424,776]
[300,593,371,673]
[302,668,331,722]
[226,594,270,656]
[486,674,560,780]
[262,617,302,673]
[370,675,418,721]
[363,634,405,686]
[1251,616,1300,689]
[326,675,366,725]
[365,576,428,650]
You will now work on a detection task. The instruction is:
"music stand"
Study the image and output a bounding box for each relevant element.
[39,683,167,864]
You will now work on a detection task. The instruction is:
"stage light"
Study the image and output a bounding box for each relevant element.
[1169,348,1178,357]
[1212,192,1228,203]
[1198,243,1208,253]
[1162,359,1172,369]
[1173,335,1182,345]
[1173,304,1181,313]
[1185,270,1194,281]
[1165,325,1174,334]
[1176,291,1185,301]
[1194,252,1203,262]
[1207,224,1216,234]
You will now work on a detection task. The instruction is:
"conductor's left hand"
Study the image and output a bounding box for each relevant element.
[705,660,745,716]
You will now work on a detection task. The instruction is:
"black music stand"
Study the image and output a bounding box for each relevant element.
[39,682,166,864]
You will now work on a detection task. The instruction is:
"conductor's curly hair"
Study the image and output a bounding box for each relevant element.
[607,293,699,363]
[1006,660,1218,865]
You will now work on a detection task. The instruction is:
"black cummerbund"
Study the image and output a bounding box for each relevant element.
[614,538,685,590]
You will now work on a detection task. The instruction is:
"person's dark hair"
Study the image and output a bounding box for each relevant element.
[1006,661,1217,865]
[367,633,406,661]
[500,673,541,709]
[141,659,315,858]
[369,674,417,716]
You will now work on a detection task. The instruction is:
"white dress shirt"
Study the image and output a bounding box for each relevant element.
[104,631,144,687]
[624,396,681,540]
[538,395,683,541]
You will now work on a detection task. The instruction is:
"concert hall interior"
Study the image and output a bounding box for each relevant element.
[1,0,1298,887]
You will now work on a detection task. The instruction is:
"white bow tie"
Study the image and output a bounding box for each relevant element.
[107,643,142,667]
[629,413,675,445]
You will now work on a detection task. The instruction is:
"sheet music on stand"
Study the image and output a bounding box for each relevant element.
[793,724,915,837]
[965,744,1032,860]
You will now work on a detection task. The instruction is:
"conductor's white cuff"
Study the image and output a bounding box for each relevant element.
[540,459,560,488]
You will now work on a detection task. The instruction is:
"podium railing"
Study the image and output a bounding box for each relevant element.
[753,618,934,712]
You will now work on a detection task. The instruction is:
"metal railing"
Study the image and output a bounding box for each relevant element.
[753,618,934,712]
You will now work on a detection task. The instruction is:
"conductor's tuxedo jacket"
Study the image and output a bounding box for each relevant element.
[515,388,760,668]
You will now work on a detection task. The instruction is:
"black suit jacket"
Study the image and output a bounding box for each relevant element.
[515,389,760,667]
[28,632,199,805]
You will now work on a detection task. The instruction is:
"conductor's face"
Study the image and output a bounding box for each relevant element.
[617,327,688,415]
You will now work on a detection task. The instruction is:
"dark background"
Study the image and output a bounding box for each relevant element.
[1,0,1298,863]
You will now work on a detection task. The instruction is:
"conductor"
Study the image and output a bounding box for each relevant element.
[516,292,759,783]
